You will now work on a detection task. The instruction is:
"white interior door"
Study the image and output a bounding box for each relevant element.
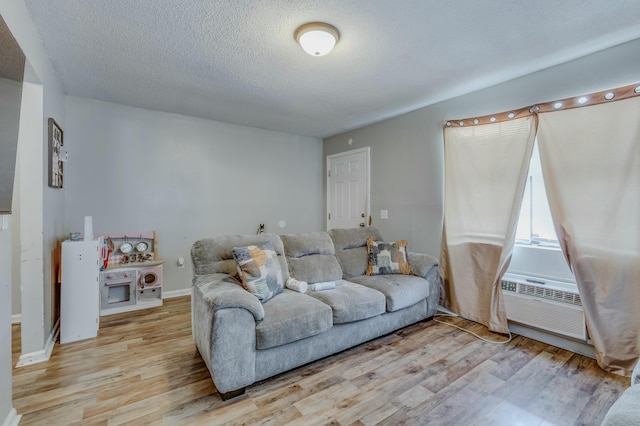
[327,147,370,230]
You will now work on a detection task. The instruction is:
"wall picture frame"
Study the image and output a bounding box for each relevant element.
[48,118,63,188]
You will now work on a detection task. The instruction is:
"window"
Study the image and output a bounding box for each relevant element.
[515,140,559,248]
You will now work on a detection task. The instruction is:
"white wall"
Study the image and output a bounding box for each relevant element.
[42,83,66,334]
[64,97,323,293]
[0,0,64,422]
[324,37,640,280]
[0,217,14,426]
[15,80,46,356]
[325,110,444,256]
[0,78,22,213]
[0,1,66,421]
[0,77,22,320]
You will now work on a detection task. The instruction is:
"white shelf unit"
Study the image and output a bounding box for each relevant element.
[60,238,101,344]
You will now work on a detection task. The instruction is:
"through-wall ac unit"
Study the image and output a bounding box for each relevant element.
[501,273,587,341]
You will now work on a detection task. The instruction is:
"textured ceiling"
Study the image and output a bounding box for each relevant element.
[24,0,640,138]
[0,15,25,82]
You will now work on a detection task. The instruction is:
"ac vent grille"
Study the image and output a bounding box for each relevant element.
[501,280,582,307]
[501,277,586,341]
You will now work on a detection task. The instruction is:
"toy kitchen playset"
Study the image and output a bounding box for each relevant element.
[99,231,165,315]
[61,218,166,344]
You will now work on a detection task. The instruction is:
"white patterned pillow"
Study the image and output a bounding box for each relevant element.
[366,237,411,276]
[232,241,284,303]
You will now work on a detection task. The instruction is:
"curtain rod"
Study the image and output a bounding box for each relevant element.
[444,82,640,128]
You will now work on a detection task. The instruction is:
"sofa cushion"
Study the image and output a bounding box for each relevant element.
[232,241,284,303]
[281,232,343,284]
[281,231,335,258]
[309,280,386,324]
[329,227,384,278]
[366,237,411,276]
[191,234,289,282]
[349,274,430,312]
[287,254,342,284]
[256,290,332,349]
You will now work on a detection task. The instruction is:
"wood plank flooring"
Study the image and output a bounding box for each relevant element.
[12,296,629,425]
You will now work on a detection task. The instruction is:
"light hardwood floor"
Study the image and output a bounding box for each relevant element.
[12,296,628,425]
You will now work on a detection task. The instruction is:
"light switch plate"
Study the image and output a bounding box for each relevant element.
[380,210,388,220]
[1,215,9,231]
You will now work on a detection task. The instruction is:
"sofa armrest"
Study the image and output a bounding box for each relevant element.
[193,273,265,321]
[601,385,640,426]
[407,252,441,316]
[192,273,259,394]
[408,252,438,279]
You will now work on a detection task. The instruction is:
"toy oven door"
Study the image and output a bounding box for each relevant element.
[101,275,136,309]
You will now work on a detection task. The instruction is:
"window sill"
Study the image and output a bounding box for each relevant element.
[514,242,561,252]
[509,244,575,284]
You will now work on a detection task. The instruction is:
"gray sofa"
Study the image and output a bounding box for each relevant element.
[190,227,440,399]
[601,361,640,425]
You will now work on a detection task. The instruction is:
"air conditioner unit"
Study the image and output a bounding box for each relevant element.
[501,273,587,341]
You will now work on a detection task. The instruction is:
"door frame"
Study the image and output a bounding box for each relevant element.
[326,147,371,231]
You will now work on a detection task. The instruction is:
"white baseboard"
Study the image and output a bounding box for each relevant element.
[46,318,61,359]
[11,314,21,324]
[163,288,191,299]
[100,299,162,316]
[433,307,595,359]
[2,408,21,426]
[16,318,59,368]
[508,322,595,359]
[436,305,459,316]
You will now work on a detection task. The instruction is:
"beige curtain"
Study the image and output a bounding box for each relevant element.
[537,96,640,375]
[440,116,537,333]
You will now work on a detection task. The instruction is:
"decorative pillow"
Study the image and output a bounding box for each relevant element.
[232,241,284,303]
[366,237,411,276]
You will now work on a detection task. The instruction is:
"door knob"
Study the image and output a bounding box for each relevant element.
[359,223,365,227]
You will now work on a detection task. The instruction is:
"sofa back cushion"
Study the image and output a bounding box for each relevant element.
[280,232,343,284]
[191,233,289,282]
[329,227,383,278]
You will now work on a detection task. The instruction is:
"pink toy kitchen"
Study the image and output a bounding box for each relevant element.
[99,231,165,315]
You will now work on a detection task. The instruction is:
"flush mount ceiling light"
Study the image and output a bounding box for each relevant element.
[294,22,340,56]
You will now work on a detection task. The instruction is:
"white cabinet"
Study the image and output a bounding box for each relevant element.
[60,239,101,343]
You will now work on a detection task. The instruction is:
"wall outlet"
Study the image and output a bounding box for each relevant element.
[380,210,388,220]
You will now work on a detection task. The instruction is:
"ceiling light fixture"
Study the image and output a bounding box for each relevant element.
[294,22,340,56]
